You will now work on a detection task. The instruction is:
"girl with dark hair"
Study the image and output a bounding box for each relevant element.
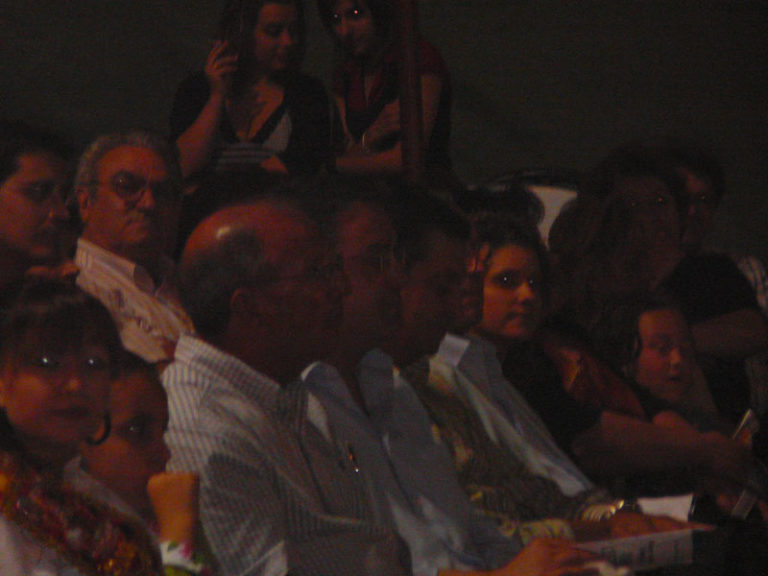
[171,0,335,181]
[317,0,453,178]
[0,280,163,576]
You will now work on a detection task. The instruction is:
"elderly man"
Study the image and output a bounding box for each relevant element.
[304,183,602,576]
[75,131,193,362]
[163,187,409,576]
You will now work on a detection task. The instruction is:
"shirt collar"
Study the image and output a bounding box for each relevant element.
[76,237,169,294]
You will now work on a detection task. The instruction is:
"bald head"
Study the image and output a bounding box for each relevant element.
[180,198,345,382]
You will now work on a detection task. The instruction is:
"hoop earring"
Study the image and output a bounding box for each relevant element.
[85,413,111,446]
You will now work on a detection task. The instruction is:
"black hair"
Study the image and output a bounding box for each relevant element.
[316,0,394,40]
[471,211,550,302]
[0,280,123,452]
[0,120,72,185]
[217,0,306,85]
[391,184,470,273]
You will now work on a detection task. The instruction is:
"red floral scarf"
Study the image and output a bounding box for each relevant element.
[0,450,163,576]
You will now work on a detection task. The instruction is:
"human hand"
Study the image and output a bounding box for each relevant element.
[148,472,200,544]
[495,538,601,576]
[363,100,401,150]
[25,259,79,283]
[697,431,753,489]
[205,40,238,98]
[260,155,289,174]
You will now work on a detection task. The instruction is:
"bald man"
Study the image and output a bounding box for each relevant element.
[163,188,408,576]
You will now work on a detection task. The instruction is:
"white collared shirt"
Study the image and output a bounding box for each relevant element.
[75,238,193,363]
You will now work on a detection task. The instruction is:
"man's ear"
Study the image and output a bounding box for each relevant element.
[76,186,94,225]
[230,287,262,320]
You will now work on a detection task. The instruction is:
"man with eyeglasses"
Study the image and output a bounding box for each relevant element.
[303,181,603,576]
[74,131,193,363]
[163,188,409,576]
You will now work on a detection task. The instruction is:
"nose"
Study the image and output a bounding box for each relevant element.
[153,439,171,471]
[669,346,684,368]
[334,19,350,41]
[61,362,84,393]
[517,279,536,302]
[385,257,405,290]
[48,190,70,222]
[135,185,157,211]
[280,28,296,47]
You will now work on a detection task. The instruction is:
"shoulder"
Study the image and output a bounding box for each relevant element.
[417,39,448,76]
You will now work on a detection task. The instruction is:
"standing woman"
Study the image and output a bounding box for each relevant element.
[317,0,453,179]
[171,0,335,181]
[0,280,163,576]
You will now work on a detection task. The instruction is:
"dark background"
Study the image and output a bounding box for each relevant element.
[2,1,766,258]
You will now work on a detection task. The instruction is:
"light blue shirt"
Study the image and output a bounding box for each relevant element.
[163,334,409,576]
[303,349,521,576]
[433,333,596,496]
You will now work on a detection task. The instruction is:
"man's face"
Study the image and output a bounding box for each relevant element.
[678,167,718,255]
[398,230,467,362]
[336,204,402,353]
[79,145,179,265]
[259,208,347,370]
[0,152,70,267]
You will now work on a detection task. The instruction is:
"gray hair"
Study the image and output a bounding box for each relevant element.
[74,130,182,199]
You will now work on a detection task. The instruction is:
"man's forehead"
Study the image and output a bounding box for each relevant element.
[98,145,169,177]
[338,204,394,250]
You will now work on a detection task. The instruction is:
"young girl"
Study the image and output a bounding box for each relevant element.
[0,280,163,576]
[75,352,207,576]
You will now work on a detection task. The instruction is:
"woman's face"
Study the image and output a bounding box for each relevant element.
[0,152,70,267]
[632,308,695,405]
[330,0,380,59]
[251,2,300,74]
[478,243,544,344]
[0,329,111,467]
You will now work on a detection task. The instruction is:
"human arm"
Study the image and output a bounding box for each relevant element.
[440,538,601,576]
[691,308,768,360]
[571,410,752,491]
[174,41,238,179]
[335,74,443,175]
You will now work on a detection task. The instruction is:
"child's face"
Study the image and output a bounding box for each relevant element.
[633,308,695,404]
[0,330,112,468]
[80,371,170,518]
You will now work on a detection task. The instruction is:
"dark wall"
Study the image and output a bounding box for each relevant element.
[2,1,766,257]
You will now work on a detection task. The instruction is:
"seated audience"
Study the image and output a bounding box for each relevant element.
[0,280,163,575]
[0,121,74,306]
[304,180,605,575]
[163,186,409,576]
[589,298,722,432]
[664,143,768,419]
[467,212,754,499]
[316,0,453,181]
[74,131,193,363]
[552,145,767,428]
[73,351,208,575]
[171,0,336,181]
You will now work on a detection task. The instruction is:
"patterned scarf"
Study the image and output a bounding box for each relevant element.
[0,449,163,576]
